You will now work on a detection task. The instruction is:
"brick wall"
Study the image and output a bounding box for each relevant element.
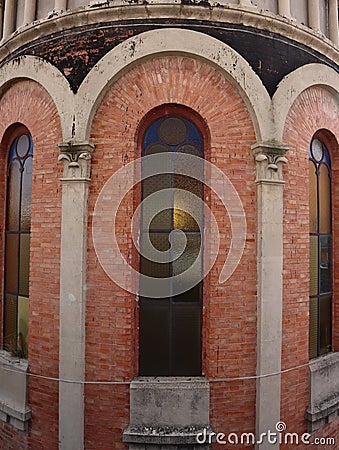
[87,55,257,449]
[0,57,337,450]
[0,80,62,449]
[281,86,339,448]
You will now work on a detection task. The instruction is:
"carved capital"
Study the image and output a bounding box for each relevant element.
[252,142,289,183]
[58,141,95,180]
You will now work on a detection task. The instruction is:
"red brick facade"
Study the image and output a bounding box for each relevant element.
[281,86,339,449]
[0,80,62,449]
[0,32,337,450]
[87,56,257,449]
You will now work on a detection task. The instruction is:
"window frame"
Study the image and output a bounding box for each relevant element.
[136,105,209,377]
[309,136,333,359]
[3,129,33,359]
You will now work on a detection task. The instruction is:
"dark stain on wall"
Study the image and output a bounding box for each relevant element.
[1,19,337,96]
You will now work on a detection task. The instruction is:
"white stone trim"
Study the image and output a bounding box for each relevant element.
[308,0,320,32]
[23,0,37,26]
[58,141,94,450]
[278,0,291,18]
[77,27,272,142]
[2,0,15,39]
[0,4,337,69]
[0,2,3,40]
[252,142,288,450]
[55,0,67,11]
[0,351,31,432]
[0,55,75,140]
[123,377,211,446]
[273,63,339,142]
[328,0,339,47]
[306,352,339,432]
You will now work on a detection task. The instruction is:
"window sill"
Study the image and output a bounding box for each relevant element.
[305,352,339,432]
[0,351,31,431]
[123,377,212,446]
[123,425,213,445]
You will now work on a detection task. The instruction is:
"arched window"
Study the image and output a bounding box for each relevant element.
[309,137,332,359]
[4,133,33,358]
[139,114,204,376]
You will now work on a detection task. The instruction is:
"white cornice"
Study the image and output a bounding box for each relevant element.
[0,3,338,66]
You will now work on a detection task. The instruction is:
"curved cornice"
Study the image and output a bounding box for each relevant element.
[76,27,272,142]
[0,55,74,140]
[0,3,338,66]
[273,64,339,142]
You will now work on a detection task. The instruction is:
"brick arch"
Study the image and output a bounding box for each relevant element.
[86,55,257,447]
[90,55,256,156]
[274,63,338,142]
[0,55,74,141]
[281,86,339,438]
[0,79,62,450]
[79,27,271,143]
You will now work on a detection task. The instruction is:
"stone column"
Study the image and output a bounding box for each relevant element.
[58,142,94,450]
[239,0,254,6]
[55,0,67,11]
[308,0,321,31]
[0,1,4,40]
[278,0,291,18]
[252,142,288,450]
[328,0,339,46]
[23,0,36,25]
[2,0,15,39]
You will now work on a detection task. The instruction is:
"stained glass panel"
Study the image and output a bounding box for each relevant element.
[140,114,203,375]
[319,164,331,234]
[4,134,33,357]
[20,156,33,232]
[158,117,187,145]
[309,161,317,233]
[319,295,331,355]
[309,236,318,296]
[319,235,331,294]
[6,159,21,231]
[18,296,29,357]
[5,234,19,293]
[139,299,170,376]
[309,296,318,360]
[172,302,201,375]
[4,294,17,352]
[16,135,30,158]
[19,234,30,296]
[309,138,332,359]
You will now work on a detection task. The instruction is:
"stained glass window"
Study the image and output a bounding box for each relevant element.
[4,133,33,358]
[309,138,332,359]
[139,115,204,376]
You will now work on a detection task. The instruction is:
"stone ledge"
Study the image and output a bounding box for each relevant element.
[129,377,210,427]
[124,377,212,447]
[305,352,339,432]
[123,425,214,445]
[0,351,31,432]
[0,401,32,432]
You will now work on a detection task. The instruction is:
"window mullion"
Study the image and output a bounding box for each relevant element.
[169,150,175,375]
[316,163,321,357]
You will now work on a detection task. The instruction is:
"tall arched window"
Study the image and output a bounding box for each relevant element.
[4,133,33,358]
[309,137,332,359]
[139,114,204,376]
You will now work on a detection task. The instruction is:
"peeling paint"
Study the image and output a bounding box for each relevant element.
[0,19,337,96]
